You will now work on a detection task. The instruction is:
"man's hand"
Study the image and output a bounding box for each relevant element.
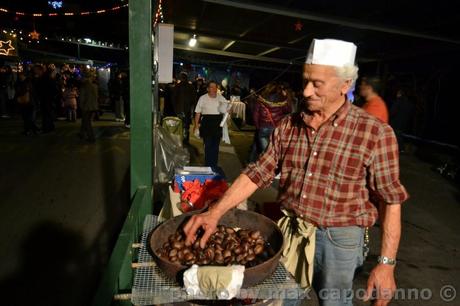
[183,174,259,248]
[184,209,221,249]
[365,264,396,306]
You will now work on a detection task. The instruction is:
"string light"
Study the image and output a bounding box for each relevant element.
[0,4,128,17]
[1,27,129,50]
[153,0,165,27]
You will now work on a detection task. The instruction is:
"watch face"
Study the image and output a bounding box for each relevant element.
[378,256,395,265]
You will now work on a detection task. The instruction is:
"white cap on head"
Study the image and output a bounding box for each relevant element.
[305,39,357,67]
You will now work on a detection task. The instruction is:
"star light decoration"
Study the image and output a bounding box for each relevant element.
[29,30,40,40]
[294,20,303,32]
[0,40,15,55]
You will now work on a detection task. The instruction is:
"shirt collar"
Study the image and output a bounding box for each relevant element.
[301,100,351,128]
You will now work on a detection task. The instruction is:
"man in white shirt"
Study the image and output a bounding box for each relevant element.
[193,81,229,169]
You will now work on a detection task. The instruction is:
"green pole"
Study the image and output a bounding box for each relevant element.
[129,0,153,200]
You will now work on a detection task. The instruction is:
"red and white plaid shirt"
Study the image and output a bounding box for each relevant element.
[243,101,409,227]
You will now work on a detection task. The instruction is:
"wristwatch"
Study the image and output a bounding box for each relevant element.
[377,256,397,266]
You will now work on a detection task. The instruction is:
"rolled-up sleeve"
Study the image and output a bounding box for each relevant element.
[368,125,409,204]
[242,125,282,188]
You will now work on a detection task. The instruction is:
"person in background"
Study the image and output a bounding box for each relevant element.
[0,66,9,118]
[358,76,389,123]
[185,39,408,306]
[78,72,99,143]
[172,72,196,144]
[194,76,207,99]
[61,81,78,122]
[193,81,230,171]
[1,66,15,117]
[112,72,125,122]
[220,78,230,99]
[162,78,176,117]
[230,79,242,98]
[120,72,130,128]
[16,72,39,135]
[41,66,58,133]
[252,82,292,157]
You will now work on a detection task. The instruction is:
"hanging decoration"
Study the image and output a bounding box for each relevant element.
[29,18,40,41]
[0,30,17,56]
[153,0,165,27]
[0,3,128,17]
[29,30,40,40]
[0,40,15,56]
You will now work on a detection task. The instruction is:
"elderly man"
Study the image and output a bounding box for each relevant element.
[185,39,408,306]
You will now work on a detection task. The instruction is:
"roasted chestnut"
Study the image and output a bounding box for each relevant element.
[168,249,178,258]
[223,249,232,259]
[250,230,261,240]
[172,240,184,250]
[254,244,265,255]
[204,248,215,261]
[184,252,195,262]
[156,225,273,268]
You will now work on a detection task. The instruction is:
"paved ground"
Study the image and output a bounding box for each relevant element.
[0,114,458,305]
[0,115,132,306]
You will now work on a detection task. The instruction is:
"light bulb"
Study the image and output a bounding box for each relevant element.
[188,35,197,47]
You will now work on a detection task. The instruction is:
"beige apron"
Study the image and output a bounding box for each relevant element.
[277,209,316,289]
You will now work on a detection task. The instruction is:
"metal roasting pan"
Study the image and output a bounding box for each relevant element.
[147,208,284,287]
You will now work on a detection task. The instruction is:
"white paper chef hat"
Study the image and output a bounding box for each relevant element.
[305,39,357,67]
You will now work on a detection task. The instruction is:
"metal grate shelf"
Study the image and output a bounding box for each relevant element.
[132,215,303,305]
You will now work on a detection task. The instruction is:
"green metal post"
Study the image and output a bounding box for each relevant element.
[129,0,153,200]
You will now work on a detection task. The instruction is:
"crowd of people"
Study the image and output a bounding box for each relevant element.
[1,60,416,157]
[157,66,417,177]
[0,63,131,141]
[159,72,304,170]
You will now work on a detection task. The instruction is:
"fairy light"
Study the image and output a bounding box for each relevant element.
[1,26,128,51]
[0,4,128,17]
[153,0,165,27]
